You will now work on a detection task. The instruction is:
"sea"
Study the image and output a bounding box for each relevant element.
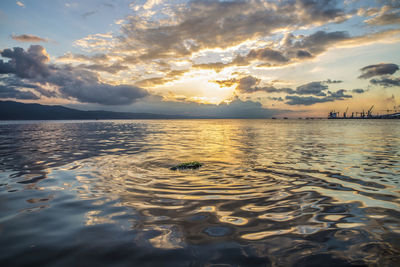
[0,119,399,266]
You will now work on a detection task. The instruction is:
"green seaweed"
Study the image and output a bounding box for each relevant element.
[170,161,202,170]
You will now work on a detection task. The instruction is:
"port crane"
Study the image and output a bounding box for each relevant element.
[367,105,374,118]
[343,107,349,118]
[329,105,400,119]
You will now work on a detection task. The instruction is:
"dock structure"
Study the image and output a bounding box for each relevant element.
[328,106,400,119]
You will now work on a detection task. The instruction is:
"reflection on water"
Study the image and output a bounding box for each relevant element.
[0,119,399,266]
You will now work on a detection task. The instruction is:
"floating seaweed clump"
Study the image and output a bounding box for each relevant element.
[170,161,202,170]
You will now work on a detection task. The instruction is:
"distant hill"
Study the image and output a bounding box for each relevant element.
[0,101,198,120]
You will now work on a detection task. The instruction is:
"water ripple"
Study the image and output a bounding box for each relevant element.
[0,120,399,266]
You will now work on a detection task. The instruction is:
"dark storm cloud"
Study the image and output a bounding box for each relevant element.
[370,77,400,87]
[11,34,48,43]
[0,85,39,100]
[0,45,149,105]
[358,63,399,79]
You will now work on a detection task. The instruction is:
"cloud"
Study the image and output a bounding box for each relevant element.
[57,53,127,74]
[327,89,352,98]
[293,0,348,24]
[135,77,166,87]
[128,95,290,118]
[288,30,350,55]
[76,63,128,74]
[235,76,262,93]
[58,53,109,62]
[0,45,50,79]
[352,88,365,93]
[370,77,400,87]
[214,97,281,118]
[143,0,164,10]
[116,0,349,62]
[285,95,331,105]
[11,34,48,43]
[102,3,115,8]
[215,75,350,105]
[16,1,25,8]
[0,76,56,98]
[342,28,400,48]
[214,76,342,97]
[213,75,295,94]
[358,63,399,79]
[82,11,97,19]
[364,5,400,25]
[247,48,288,63]
[193,29,400,73]
[193,30,351,71]
[58,79,149,105]
[366,11,400,25]
[67,0,399,85]
[214,74,356,106]
[0,85,39,100]
[47,65,149,105]
[212,77,238,88]
[285,89,352,105]
[67,0,399,84]
[135,69,188,87]
[73,33,115,52]
[0,45,149,105]
[324,79,343,84]
[295,81,328,95]
[267,96,284,102]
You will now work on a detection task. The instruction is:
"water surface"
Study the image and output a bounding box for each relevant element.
[0,119,399,266]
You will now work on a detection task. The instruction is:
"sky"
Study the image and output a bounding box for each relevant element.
[0,0,400,118]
